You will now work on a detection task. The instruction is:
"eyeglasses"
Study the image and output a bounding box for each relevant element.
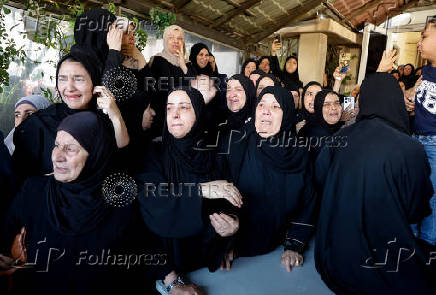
[54,143,81,156]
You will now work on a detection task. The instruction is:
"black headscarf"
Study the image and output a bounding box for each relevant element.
[281,56,303,88]
[312,89,343,134]
[188,43,214,76]
[225,74,256,130]
[163,87,213,182]
[301,81,322,121]
[400,63,417,89]
[209,52,219,76]
[47,111,116,235]
[73,8,116,65]
[257,56,271,73]
[357,72,410,135]
[255,73,281,96]
[241,58,257,76]
[251,86,306,173]
[283,78,299,93]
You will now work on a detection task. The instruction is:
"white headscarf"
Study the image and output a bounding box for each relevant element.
[152,25,185,67]
[4,95,52,155]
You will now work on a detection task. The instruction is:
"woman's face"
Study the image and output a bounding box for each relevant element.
[142,105,156,130]
[167,91,196,138]
[256,77,275,97]
[167,29,184,55]
[14,103,37,127]
[226,79,247,112]
[244,62,256,77]
[404,65,413,76]
[121,23,136,46]
[57,61,93,110]
[255,93,283,138]
[52,130,89,183]
[196,48,210,69]
[322,93,342,125]
[258,58,270,73]
[285,58,298,75]
[303,85,322,114]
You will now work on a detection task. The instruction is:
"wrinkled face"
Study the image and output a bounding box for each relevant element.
[15,103,37,127]
[249,73,261,87]
[258,58,270,73]
[244,62,256,78]
[142,105,156,130]
[167,91,196,138]
[418,23,436,64]
[255,93,283,138]
[256,77,275,97]
[195,48,209,69]
[322,93,342,125]
[285,58,298,75]
[52,130,89,183]
[404,65,413,76]
[57,61,93,110]
[226,79,247,112]
[190,75,216,104]
[303,85,322,114]
[167,29,184,55]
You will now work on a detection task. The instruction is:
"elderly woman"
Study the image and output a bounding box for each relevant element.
[136,87,241,294]
[224,86,317,271]
[148,25,188,137]
[298,90,343,161]
[12,45,129,185]
[217,74,256,144]
[2,112,160,294]
[4,95,51,155]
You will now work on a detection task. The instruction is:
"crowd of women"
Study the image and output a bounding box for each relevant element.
[1,8,436,295]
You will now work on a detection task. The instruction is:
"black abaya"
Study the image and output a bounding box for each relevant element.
[226,86,317,257]
[315,73,436,295]
[136,87,238,273]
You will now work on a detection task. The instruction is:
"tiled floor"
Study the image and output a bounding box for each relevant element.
[188,240,334,295]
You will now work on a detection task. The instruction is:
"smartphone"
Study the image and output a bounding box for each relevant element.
[274,34,281,43]
[343,96,355,110]
[340,64,349,73]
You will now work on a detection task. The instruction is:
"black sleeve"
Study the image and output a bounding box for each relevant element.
[284,168,318,254]
[12,118,42,187]
[104,49,124,71]
[270,56,281,79]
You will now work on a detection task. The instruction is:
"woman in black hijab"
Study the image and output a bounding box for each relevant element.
[187,43,214,77]
[218,74,256,143]
[224,86,317,271]
[255,73,281,97]
[136,87,241,292]
[241,59,257,78]
[298,89,343,160]
[2,112,158,294]
[280,56,303,89]
[12,45,128,185]
[400,63,417,90]
[315,73,436,295]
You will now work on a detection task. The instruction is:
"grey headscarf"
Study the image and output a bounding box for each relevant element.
[4,95,51,155]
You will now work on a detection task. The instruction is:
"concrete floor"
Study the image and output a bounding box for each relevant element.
[188,240,334,295]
